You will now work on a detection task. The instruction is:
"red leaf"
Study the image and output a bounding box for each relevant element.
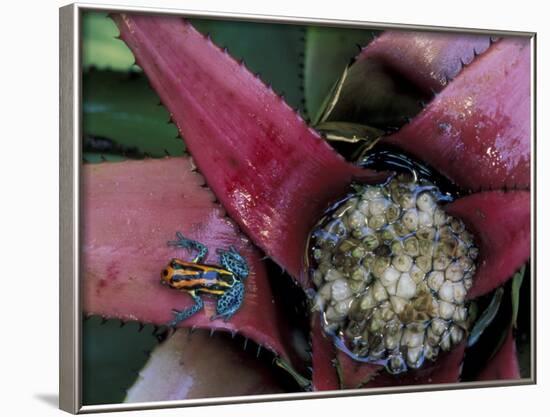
[336,351,381,389]
[312,327,464,390]
[476,328,521,381]
[445,191,530,298]
[364,342,466,388]
[113,14,385,286]
[312,318,465,390]
[125,330,285,402]
[357,31,491,93]
[386,38,530,191]
[310,315,340,391]
[83,158,293,360]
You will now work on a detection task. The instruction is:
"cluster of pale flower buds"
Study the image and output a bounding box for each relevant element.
[310,175,478,373]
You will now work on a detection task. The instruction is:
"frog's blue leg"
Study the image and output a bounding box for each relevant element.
[168,232,208,263]
[217,247,249,280]
[211,281,245,322]
[167,293,204,327]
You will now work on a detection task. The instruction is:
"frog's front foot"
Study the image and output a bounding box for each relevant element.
[167,295,204,327]
[167,232,208,263]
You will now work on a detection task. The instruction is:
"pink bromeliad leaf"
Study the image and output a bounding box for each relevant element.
[446,191,530,298]
[335,351,380,389]
[317,31,492,129]
[385,37,530,192]
[363,343,466,388]
[310,316,340,391]
[83,157,294,361]
[317,33,530,302]
[313,335,465,390]
[125,330,285,402]
[327,36,530,301]
[356,31,492,95]
[313,334,466,390]
[355,30,530,346]
[112,13,385,286]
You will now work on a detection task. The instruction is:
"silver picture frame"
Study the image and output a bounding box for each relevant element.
[60,2,536,414]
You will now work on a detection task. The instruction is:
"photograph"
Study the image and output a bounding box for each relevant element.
[60,4,534,412]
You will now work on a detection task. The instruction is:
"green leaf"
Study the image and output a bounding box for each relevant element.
[316,57,428,130]
[511,265,527,328]
[315,121,384,144]
[467,288,504,347]
[83,135,150,162]
[82,318,159,405]
[82,71,183,158]
[314,121,384,161]
[303,26,378,122]
[82,153,128,164]
[189,18,306,111]
[82,12,137,71]
[274,357,311,390]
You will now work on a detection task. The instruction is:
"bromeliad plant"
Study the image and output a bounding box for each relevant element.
[82,12,531,402]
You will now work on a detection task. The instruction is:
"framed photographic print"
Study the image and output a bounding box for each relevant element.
[59,2,535,413]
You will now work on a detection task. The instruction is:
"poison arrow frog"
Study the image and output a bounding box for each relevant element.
[161,232,249,327]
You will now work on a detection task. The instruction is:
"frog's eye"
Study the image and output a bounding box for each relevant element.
[160,268,171,285]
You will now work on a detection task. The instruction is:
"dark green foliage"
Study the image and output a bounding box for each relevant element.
[316,59,429,131]
[462,267,531,380]
[82,153,128,164]
[189,18,307,112]
[511,265,526,328]
[82,71,183,159]
[468,288,504,347]
[83,135,149,163]
[303,26,378,122]
[515,264,531,378]
[82,317,160,405]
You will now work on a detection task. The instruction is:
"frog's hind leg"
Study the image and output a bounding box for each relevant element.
[167,293,204,327]
[211,281,245,322]
[216,247,249,280]
[168,232,208,263]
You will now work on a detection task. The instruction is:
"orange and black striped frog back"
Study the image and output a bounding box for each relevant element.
[161,258,237,296]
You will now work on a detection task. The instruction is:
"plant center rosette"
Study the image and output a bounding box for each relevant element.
[309,173,478,374]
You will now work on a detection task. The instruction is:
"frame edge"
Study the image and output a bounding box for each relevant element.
[65,4,536,412]
[60,3,80,414]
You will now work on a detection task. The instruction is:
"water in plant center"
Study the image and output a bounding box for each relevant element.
[308,153,479,374]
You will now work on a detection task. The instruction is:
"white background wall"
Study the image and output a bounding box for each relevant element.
[0,0,546,415]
